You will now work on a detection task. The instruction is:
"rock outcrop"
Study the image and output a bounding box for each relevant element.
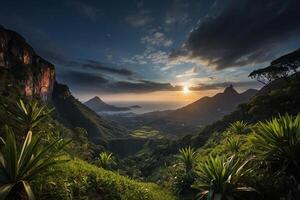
[0,25,55,100]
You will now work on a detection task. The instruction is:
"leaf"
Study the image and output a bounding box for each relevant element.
[0,184,14,200]
[22,181,35,200]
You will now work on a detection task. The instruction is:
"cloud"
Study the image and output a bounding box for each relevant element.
[67,0,100,21]
[176,66,199,78]
[141,29,173,47]
[107,80,181,93]
[82,60,133,76]
[38,49,134,76]
[59,70,108,86]
[190,81,261,91]
[125,10,152,27]
[170,0,300,70]
[122,50,169,66]
[59,70,181,93]
[165,0,190,25]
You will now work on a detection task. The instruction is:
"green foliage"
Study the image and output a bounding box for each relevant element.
[4,99,54,133]
[227,121,250,135]
[251,114,300,175]
[226,137,242,153]
[194,155,255,200]
[177,147,197,173]
[34,158,176,200]
[0,126,67,200]
[98,152,116,170]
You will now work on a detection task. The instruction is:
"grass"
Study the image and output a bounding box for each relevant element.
[130,126,165,139]
[34,157,176,200]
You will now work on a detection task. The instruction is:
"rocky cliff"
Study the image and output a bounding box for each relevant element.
[0,25,55,100]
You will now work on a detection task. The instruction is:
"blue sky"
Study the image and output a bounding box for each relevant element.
[0,0,299,102]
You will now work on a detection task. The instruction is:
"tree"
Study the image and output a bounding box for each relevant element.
[0,126,67,200]
[249,65,289,85]
[177,146,197,173]
[271,49,300,74]
[194,155,255,200]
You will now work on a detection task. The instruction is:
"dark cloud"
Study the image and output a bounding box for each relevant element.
[58,70,181,94]
[170,0,300,69]
[190,81,261,91]
[38,49,134,76]
[59,70,108,86]
[108,80,181,93]
[82,60,133,76]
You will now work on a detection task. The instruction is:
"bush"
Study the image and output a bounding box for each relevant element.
[34,158,176,200]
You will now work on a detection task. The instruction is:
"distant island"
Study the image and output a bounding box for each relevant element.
[130,105,142,109]
[84,96,141,112]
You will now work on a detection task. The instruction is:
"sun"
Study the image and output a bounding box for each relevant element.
[183,85,190,94]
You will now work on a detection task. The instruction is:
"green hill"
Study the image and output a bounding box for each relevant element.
[52,83,128,144]
[34,158,176,200]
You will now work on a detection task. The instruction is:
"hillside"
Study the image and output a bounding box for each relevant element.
[0,25,127,143]
[133,73,300,178]
[52,83,128,143]
[84,96,131,112]
[34,158,175,200]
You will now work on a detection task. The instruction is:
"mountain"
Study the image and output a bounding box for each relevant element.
[0,25,127,143]
[108,85,257,137]
[163,85,257,125]
[132,73,300,179]
[84,96,131,112]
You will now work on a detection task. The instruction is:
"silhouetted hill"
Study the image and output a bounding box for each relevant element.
[84,96,131,112]
[166,85,257,125]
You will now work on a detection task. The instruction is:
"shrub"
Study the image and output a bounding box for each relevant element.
[194,155,255,200]
[251,114,300,176]
[0,126,67,200]
[227,121,250,135]
[177,146,197,173]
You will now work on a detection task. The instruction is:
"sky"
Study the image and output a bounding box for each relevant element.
[0,0,300,108]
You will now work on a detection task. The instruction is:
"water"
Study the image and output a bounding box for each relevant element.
[99,101,185,115]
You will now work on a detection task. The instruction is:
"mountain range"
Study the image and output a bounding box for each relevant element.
[106,85,257,137]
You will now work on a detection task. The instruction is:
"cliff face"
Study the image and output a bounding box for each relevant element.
[0,25,55,100]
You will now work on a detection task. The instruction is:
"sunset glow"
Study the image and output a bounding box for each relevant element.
[183,85,190,94]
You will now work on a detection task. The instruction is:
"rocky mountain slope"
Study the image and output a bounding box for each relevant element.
[0,25,55,100]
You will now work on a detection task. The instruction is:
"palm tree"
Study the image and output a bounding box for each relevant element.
[0,126,67,200]
[194,155,255,200]
[227,121,250,135]
[226,137,241,153]
[177,147,197,173]
[98,152,115,170]
[251,114,300,175]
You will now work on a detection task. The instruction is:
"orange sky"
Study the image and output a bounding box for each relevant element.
[79,88,221,106]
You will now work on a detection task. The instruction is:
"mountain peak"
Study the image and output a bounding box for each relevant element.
[223,84,238,95]
[84,96,131,112]
[90,96,103,102]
